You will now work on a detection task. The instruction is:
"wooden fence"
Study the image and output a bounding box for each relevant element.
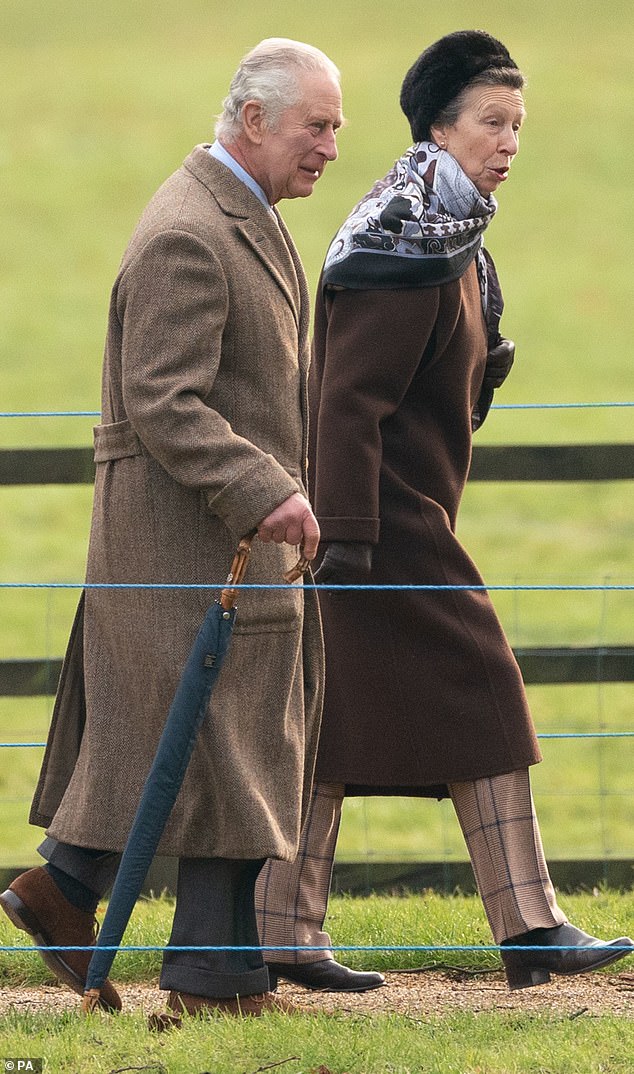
[1,440,632,892]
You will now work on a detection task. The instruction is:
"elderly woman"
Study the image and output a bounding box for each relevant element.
[256,30,633,993]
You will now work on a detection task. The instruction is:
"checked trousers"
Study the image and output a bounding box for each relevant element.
[255,771,566,962]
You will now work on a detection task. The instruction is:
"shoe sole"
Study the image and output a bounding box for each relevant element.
[0,888,119,1012]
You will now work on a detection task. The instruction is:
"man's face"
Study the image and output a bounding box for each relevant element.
[255,70,343,204]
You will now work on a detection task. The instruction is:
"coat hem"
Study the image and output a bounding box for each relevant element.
[319,754,543,798]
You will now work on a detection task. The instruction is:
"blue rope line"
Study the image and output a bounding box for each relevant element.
[0,411,100,417]
[0,743,46,748]
[491,402,634,410]
[0,743,47,748]
[1,732,632,750]
[1,582,633,592]
[1,403,633,417]
[1,943,632,954]
[537,732,633,739]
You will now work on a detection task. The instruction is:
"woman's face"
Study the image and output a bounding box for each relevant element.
[431,84,526,198]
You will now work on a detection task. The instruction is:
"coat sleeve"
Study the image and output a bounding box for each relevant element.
[114,229,300,536]
[313,286,440,543]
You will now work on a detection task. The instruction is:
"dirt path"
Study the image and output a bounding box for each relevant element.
[1,971,632,1019]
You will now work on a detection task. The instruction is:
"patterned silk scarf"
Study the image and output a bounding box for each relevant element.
[323,140,498,292]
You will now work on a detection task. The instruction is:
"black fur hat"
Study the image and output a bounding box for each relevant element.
[400,30,519,141]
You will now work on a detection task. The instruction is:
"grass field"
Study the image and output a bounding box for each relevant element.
[1,1,633,871]
[0,6,632,1071]
[0,892,633,1073]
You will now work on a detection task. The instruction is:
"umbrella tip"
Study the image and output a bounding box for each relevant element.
[82,988,102,1014]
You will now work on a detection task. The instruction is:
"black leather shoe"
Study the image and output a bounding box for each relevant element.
[501,922,634,990]
[267,958,385,992]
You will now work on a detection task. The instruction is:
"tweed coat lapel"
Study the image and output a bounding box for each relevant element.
[274,209,311,361]
[184,146,305,332]
[235,218,301,332]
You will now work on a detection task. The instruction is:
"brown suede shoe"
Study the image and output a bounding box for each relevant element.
[0,866,122,1012]
[148,989,304,1031]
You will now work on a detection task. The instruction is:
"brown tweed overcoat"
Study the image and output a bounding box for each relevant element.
[30,146,324,860]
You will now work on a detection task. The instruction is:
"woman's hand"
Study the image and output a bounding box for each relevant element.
[314,542,373,588]
[483,337,515,390]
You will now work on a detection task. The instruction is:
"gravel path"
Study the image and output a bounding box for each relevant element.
[1,970,632,1019]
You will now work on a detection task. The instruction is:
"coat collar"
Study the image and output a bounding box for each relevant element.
[184,144,262,219]
[183,145,307,337]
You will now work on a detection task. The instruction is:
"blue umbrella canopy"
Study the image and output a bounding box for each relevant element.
[81,534,309,1010]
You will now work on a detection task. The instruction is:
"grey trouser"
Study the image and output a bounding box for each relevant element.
[39,838,269,997]
[255,772,566,962]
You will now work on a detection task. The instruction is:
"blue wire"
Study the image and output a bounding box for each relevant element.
[1,582,633,591]
[1,943,632,953]
[1,732,632,749]
[491,401,634,410]
[0,411,100,417]
[1,402,633,417]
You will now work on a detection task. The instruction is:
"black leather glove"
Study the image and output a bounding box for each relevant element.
[482,337,515,391]
[313,542,373,588]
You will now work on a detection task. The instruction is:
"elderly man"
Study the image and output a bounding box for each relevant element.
[0,38,342,1023]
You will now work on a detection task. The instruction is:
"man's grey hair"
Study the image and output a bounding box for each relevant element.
[215,38,340,142]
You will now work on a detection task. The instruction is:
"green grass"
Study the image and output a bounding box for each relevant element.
[0,1009,631,1074]
[0,6,632,1070]
[2,0,633,423]
[1,892,633,1073]
[0,1009,632,1074]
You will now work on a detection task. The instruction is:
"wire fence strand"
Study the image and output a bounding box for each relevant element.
[1,582,633,591]
[1,402,633,418]
[1,943,632,954]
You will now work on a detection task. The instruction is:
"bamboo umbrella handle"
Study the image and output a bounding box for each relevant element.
[220,533,255,610]
[220,533,311,610]
[283,555,311,583]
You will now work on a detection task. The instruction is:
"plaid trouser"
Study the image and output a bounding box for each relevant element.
[255,771,565,961]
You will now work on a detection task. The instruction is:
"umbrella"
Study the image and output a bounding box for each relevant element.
[82,534,308,1012]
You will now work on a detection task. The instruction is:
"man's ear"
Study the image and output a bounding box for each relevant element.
[242,100,266,145]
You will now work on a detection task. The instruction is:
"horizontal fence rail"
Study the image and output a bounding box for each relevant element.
[2,443,634,485]
[2,647,634,699]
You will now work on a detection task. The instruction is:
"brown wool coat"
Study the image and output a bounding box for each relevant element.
[310,264,541,795]
[31,147,324,859]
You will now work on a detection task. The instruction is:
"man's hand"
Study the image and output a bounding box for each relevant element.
[483,337,515,390]
[314,542,373,587]
[258,493,320,560]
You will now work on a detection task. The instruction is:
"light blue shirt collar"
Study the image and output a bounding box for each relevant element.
[208,141,271,209]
